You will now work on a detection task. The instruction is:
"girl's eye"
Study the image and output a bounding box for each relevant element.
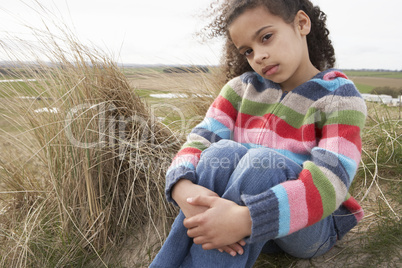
[243,49,253,57]
[262,33,272,42]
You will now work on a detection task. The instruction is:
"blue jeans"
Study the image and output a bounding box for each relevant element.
[151,140,338,267]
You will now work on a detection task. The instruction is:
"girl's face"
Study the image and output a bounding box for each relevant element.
[228,6,319,91]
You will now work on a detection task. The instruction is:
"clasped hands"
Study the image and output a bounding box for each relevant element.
[172,179,252,257]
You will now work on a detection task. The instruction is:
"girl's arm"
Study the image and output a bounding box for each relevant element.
[172,179,218,218]
[165,81,239,204]
[166,79,247,255]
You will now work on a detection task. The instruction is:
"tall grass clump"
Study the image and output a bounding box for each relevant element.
[353,103,401,264]
[0,14,180,267]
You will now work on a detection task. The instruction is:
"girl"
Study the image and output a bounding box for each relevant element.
[151,0,366,267]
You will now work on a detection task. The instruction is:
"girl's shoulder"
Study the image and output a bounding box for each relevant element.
[223,69,363,101]
[307,69,367,116]
[312,69,360,95]
[297,69,363,101]
[230,69,358,95]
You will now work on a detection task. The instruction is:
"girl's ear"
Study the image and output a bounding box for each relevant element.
[295,10,311,36]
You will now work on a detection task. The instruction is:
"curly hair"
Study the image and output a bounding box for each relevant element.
[202,0,336,82]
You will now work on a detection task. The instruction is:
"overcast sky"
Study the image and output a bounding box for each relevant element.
[0,0,401,70]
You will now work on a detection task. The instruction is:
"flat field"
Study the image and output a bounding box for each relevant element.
[344,70,402,93]
[126,68,402,94]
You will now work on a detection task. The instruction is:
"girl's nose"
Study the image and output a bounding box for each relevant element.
[254,48,269,64]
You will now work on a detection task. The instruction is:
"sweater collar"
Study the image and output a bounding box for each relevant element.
[255,68,338,92]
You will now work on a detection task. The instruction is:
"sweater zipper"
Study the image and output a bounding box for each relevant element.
[256,90,289,145]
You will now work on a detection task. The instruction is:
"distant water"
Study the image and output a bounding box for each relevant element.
[149,93,213,99]
[0,79,36,83]
[149,93,188,99]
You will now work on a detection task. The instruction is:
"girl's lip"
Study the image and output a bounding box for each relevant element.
[262,65,279,76]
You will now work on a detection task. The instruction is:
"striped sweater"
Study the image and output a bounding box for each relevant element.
[165,69,366,243]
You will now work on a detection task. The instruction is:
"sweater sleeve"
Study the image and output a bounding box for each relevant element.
[242,75,367,243]
[165,79,241,203]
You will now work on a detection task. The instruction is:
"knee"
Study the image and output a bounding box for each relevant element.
[241,148,302,178]
[239,148,286,170]
[239,148,291,173]
[228,148,302,189]
[200,140,248,163]
[195,140,248,194]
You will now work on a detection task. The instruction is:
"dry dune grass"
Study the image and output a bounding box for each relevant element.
[0,20,182,267]
[0,12,226,265]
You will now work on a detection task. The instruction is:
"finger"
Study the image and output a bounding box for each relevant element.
[187,195,216,207]
[186,226,204,238]
[227,242,244,255]
[201,242,221,251]
[193,235,209,246]
[183,215,202,229]
[218,246,237,257]
[239,240,246,246]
